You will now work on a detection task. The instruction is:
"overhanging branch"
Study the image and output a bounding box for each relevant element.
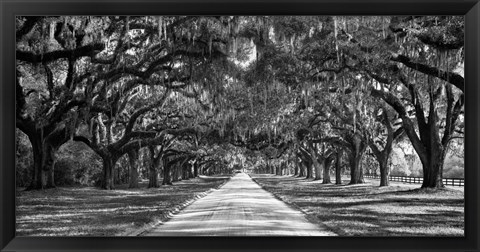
[17,43,105,63]
[391,54,464,93]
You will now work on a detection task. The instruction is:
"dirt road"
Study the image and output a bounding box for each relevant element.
[144,173,336,236]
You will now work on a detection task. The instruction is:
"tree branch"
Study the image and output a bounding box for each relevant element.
[391,54,464,93]
[17,43,105,63]
[124,89,171,135]
[370,88,427,159]
[73,135,93,148]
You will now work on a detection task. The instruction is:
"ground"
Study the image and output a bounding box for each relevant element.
[143,173,335,236]
[16,173,464,236]
[16,175,229,236]
[250,174,464,236]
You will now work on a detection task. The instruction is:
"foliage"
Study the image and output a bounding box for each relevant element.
[16,15,464,190]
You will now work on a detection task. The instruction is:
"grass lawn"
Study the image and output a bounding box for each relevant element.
[250,174,464,236]
[16,175,230,236]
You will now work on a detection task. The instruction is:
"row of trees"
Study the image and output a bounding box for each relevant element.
[225,16,464,188]
[16,15,464,190]
[16,16,246,189]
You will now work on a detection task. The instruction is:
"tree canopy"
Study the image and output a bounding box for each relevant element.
[16,15,464,190]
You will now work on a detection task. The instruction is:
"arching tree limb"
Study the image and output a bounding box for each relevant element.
[17,43,105,63]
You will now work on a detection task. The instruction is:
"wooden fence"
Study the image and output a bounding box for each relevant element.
[363,175,464,187]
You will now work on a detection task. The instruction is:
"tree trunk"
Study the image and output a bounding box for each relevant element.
[349,153,364,184]
[298,160,305,177]
[42,143,57,188]
[147,147,159,188]
[419,99,446,189]
[314,157,323,181]
[322,157,332,184]
[294,158,299,176]
[172,164,180,182]
[27,134,44,190]
[378,157,389,187]
[193,162,198,177]
[114,166,121,184]
[188,164,194,179]
[370,142,392,187]
[182,163,190,180]
[419,146,446,189]
[305,160,313,179]
[28,138,45,190]
[420,146,445,188]
[148,159,159,188]
[181,165,187,180]
[335,150,342,185]
[411,119,446,189]
[162,159,172,185]
[299,146,313,179]
[46,167,55,188]
[27,135,58,189]
[309,143,323,181]
[101,155,117,190]
[349,134,366,185]
[180,159,189,179]
[128,149,140,188]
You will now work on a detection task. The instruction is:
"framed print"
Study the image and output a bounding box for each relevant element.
[1,0,479,251]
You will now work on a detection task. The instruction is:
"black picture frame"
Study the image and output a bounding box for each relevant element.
[1,0,479,251]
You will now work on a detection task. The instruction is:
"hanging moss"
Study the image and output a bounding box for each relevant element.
[158,16,163,40]
[125,16,130,49]
[303,83,309,108]
[232,36,237,56]
[208,36,212,56]
[163,18,167,41]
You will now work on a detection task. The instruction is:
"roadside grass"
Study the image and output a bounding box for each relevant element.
[16,175,230,236]
[250,174,464,236]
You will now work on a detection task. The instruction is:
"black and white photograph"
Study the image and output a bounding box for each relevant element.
[15,15,465,237]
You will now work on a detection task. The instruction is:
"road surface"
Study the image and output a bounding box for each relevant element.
[144,173,336,236]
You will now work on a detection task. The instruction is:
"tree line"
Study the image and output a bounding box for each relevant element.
[15,16,464,190]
